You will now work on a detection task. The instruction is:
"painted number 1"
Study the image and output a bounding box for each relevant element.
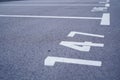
[45,56,102,67]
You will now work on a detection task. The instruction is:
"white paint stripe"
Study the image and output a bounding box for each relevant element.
[0,4,105,7]
[101,13,110,25]
[15,1,100,2]
[99,2,107,4]
[99,0,110,3]
[44,56,102,67]
[106,0,110,2]
[14,1,82,2]
[105,3,110,7]
[59,41,104,52]
[60,41,104,47]
[91,7,108,12]
[68,31,104,38]
[60,41,91,52]
[0,15,101,20]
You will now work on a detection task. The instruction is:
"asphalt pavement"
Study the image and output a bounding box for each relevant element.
[0,0,120,80]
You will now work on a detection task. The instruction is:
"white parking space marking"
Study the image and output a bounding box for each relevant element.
[7,0,100,3]
[0,4,105,7]
[0,13,110,25]
[99,0,110,3]
[91,7,107,12]
[101,13,110,25]
[68,31,104,38]
[59,41,104,52]
[0,15,101,20]
[99,2,107,4]
[105,3,110,7]
[107,0,110,2]
[60,41,91,52]
[44,56,102,67]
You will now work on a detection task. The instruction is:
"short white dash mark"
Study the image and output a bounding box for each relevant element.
[101,13,110,25]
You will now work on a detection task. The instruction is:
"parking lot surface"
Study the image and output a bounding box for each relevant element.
[0,0,120,80]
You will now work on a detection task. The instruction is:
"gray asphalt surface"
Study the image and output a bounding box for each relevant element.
[0,0,120,80]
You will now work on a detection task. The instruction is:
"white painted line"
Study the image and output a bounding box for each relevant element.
[99,0,110,3]
[44,56,102,67]
[59,41,104,52]
[99,2,107,4]
[10,0,97,3]
[91,7,108,12]
[105,3,110,7]
[106,0,110,2]
[68,31,104,38]
[101,13,110,25]
[0,15,101,20]
[0,14,110,26]
[16,0,104,3]
[60,41,104,47]
[60,41,91,52]
[0,4,105,7]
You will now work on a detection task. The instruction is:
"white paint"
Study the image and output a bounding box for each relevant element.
[101,13,110,25]
[106,0,110,2]
[0,14,110,25]
[105,3,110,7]
[99,2,107,3]
[0,4,105,7]
[68,31,104,38]
[59,41,104,52]
[0,15,101,20]
[12,1,98,3]
[44,56,102,67]
[91,7,107,12]
[99,0,110,3]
